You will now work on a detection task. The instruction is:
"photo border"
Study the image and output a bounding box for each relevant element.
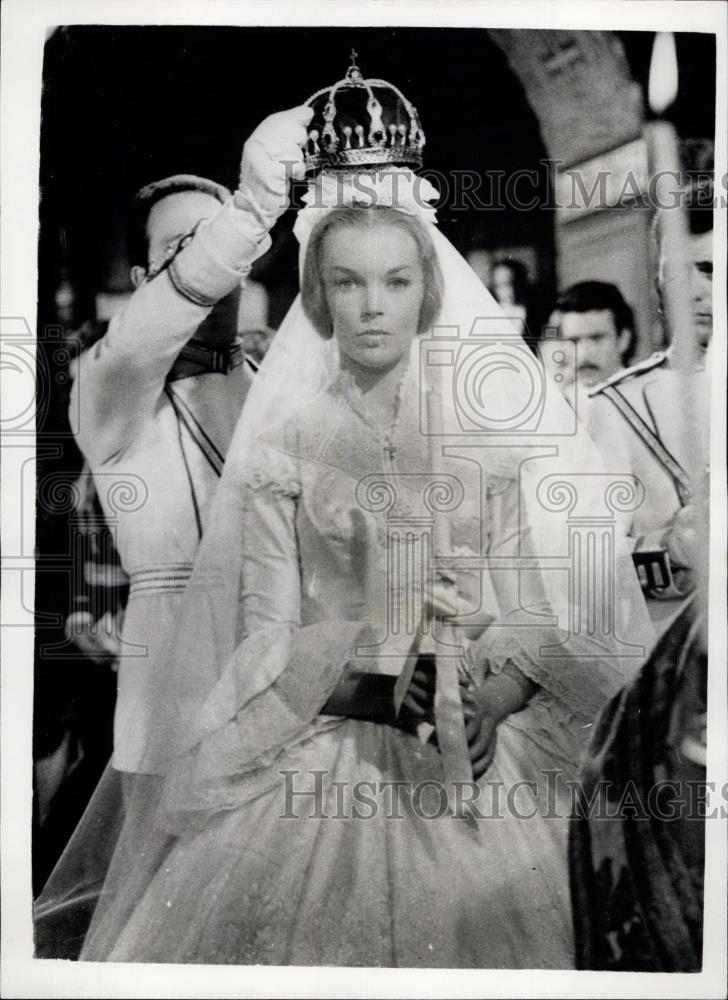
[2,1,726,996]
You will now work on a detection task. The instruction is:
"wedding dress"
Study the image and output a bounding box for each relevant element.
[80,318,651,966]
[37,144,654,966]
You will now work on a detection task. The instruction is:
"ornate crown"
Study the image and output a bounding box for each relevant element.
[304,51,426,173]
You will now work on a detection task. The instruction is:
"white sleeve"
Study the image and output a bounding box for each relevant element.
[73,200,272,466]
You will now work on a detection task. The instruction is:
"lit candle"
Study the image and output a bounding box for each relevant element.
[644,32,708,644]
[426,385,451,561]
[351,507,379,630]
[426,384,474,799]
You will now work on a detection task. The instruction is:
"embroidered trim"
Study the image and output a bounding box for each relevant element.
[129,562,195,598]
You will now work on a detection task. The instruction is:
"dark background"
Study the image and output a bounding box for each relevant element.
[38,25,555,329]
[33,26,717,890]
[38,27,716,326]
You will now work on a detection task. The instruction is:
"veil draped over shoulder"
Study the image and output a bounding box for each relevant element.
[35,168,654,961]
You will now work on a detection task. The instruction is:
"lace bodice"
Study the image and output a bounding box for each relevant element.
[241,364,511,649]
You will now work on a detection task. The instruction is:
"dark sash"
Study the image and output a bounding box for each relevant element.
[164,386,225,539]
[602,385,692,507]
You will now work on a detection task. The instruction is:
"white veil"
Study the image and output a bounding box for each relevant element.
[36,167,654,960]
[152,167,652,725]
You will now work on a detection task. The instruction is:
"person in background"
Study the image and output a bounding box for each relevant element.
[240,325,275,365]
[490,257,530,330]
[542,280,637,403]
[468,250,546,347]
[465,247,493,291]
[237,278,275,365]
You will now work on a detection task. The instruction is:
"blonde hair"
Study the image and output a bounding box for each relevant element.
[301,206,443,339]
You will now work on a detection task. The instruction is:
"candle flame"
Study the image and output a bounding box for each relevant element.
[648,32,678,114]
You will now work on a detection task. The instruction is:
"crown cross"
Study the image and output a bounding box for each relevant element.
[346,48,363,83]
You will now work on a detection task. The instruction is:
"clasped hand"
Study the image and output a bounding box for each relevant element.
[399,573,497,778]
[400,657,498,782]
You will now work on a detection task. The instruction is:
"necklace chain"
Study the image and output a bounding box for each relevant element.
[382,369,408,462]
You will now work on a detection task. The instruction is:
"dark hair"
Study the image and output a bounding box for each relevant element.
[686,182,715,236]
[555,280,636,365]
[682,137,714,235]
[127,174,231,269]
[301,206,444,339]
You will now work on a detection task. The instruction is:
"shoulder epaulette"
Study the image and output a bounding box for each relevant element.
[588,349,670,397]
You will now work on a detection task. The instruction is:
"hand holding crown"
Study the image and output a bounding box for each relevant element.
[238,105,314,229]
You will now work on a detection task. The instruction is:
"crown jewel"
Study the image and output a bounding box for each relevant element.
[304,51,425,173]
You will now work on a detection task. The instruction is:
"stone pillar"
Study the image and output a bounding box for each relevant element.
[489,29,659,356]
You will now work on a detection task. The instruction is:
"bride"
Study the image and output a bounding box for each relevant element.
[44,60,654,968]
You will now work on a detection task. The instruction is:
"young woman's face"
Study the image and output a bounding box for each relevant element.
[321,221,425,371]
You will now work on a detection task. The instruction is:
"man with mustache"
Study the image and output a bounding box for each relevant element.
[543,280,636,397]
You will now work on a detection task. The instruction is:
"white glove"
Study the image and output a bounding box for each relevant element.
[238,105,313,229]
[663,503,696,570]
[171,106,312,300]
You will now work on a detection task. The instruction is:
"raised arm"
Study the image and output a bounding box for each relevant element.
[73,107,312,466]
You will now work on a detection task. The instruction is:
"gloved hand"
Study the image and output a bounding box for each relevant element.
[238,105,313,229]
[663,503,696,570]
[169,106,313,301]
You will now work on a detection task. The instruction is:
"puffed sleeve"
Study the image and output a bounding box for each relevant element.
[160,441,372,831]
[469,477,637,728]
[238,456,303,635]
